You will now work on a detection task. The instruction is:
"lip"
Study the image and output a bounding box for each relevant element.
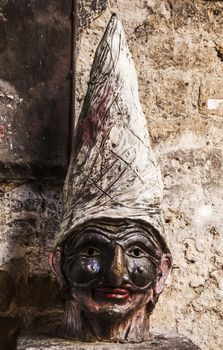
[94,287,131,300]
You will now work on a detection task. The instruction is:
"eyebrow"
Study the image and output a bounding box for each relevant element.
[64,227,161,258]
[65,231,111,252]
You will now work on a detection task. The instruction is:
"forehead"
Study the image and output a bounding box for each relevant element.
[62,218,161,249]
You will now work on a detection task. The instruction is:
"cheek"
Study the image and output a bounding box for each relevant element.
[64,257,103,285]
[126,257,157,288]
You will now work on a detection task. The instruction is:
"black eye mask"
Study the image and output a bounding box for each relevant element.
[60,219,165,292]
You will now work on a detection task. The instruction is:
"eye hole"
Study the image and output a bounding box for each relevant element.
[82,247,101,257]
[126,247,146,258]
[133,248,141,257]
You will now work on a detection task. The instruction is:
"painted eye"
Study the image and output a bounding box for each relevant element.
[82,247,101,257]
[126,247,146,258]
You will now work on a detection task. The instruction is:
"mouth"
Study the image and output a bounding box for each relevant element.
[94,287,131,300]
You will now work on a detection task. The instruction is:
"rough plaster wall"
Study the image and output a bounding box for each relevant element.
[75,1,223,349]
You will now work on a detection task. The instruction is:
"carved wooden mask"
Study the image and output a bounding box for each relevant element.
[49,14,172,342]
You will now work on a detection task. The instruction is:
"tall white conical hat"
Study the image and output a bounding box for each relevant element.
[59,14,165,242]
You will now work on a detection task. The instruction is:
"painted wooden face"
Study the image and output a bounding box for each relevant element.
[55,219,170,322]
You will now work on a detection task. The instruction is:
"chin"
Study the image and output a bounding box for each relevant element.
[72,288,153,321]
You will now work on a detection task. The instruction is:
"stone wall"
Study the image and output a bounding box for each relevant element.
[0,181,63,349]
[0,1,72,178]
[0,1,107,349]
[0,1,72,348]
[75,1,223,349]
[0,1,222,350]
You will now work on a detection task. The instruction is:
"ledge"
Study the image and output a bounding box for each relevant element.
[17,331,201,350]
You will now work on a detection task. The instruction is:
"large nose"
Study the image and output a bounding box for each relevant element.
[109,245,124,286]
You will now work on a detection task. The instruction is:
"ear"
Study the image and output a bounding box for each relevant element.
[155,253,172,295]
[48,247,64,287]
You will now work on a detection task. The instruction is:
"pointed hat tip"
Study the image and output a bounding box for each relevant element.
[108,12,120,29]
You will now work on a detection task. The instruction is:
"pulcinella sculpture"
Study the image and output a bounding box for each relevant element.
[49,14,172,343]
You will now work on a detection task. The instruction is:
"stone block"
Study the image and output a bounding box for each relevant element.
[17,332,201,350]
[199,76,223,116]
[0,269,14,311]
[16,276,62,309]
[78,0,108,29]
[155,76,192,116]
[172,1,223,31]
[0,0,71,179]
[0,316,20,350]
[0,0,109,180]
